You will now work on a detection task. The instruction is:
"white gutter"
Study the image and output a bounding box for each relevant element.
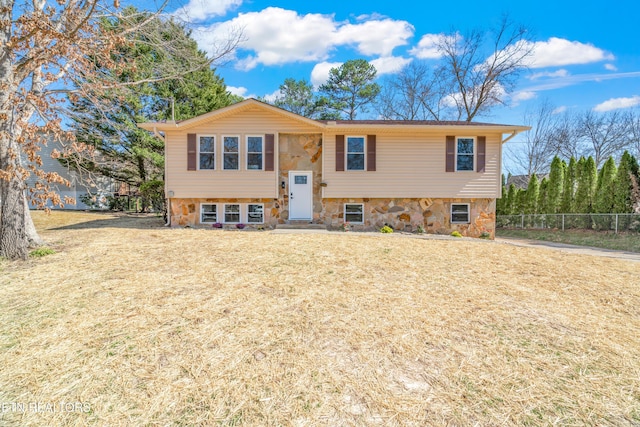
[501,130,522,144]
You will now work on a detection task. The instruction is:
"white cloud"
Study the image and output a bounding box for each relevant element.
[226,86,256,98]
[334,19,414,56]
[311,61,342,88]
[262,89,281,103]
[370,56,412,75]
[593,95,640,112]
[173,0,242,22]
[525,37,614,68]
[511,91,537,103]
[408,33,447,59]
[528,69,569,80]
[605,63,618,71]
[553,106,567,114]
[522,71,640,92]
[194,8,413,70]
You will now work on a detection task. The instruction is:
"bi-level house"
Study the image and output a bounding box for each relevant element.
[139,99,528,237]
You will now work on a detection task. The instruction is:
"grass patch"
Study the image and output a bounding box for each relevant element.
[29,247,56,258]
[497,228,640,252]
[0,212,639,425]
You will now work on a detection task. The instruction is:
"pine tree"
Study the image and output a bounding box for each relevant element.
[497,185,507,214]
[560,157,577,213]
[575,156,597,213]
[506,184,517,215]
[538,177,549,214]
[545,156,565,214]
[594,157,617,213]
[614,151,640,212]
[524,174,539,214]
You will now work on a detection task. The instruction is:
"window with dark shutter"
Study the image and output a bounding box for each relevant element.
[445,135,455,172]
[367,135,376,171]
[265,134,275,171]
[477,136,486,173]
[187,133,197,171]
[336,135,345,171]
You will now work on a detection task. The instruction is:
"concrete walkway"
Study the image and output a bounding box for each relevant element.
[495,237,640,262]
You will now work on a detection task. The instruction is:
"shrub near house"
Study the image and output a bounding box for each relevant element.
[139,99,528,237]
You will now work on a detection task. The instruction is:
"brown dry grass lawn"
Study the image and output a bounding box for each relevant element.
[1,211,639,426]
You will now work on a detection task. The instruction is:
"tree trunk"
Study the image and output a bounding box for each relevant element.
[0,0,42,259]
[0,177,29,260]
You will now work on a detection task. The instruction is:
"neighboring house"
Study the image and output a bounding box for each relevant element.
[139,99,529,237]
[24,135,114,210]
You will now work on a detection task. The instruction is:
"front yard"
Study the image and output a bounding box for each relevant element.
[1,211,639,425]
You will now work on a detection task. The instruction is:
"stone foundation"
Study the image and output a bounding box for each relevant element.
[170,196,496,238]
[169,198,278,229]
[321,198,496,238]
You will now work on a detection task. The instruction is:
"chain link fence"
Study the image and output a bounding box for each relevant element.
[497,214,640,233]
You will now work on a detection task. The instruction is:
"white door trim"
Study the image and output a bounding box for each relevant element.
[288,171,313,220]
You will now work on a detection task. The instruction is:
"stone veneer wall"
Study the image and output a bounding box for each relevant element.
[276,133,323,223]
[321,198,496,238]
[170,197,495,237]
[170,198,278,228]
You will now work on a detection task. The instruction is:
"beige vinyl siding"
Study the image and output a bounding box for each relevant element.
[165,107,320,199]
[323,130,503,199]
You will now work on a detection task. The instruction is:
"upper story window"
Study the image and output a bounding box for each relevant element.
[347,136,365,171]
[199,135,215,170]
[223,136,239,170]
[247,136,264,170]
[456,137,474,171]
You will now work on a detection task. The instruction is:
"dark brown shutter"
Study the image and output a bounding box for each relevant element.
[335,135,345,171]
[187,133,197,171]
[445,135,455,172]
[477,136,486,173]
[265,134,275,171]
[367,135,376,171]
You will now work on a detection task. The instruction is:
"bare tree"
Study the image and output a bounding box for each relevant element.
[0,0,240,259]
[625,109,640,161]
[506,100,559,176]
[576,110,633,167]
[376,62,449,120]
[435,15,533,121]
[548,111,582,160]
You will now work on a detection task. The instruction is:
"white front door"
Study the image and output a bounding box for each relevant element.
[289,171,313,220]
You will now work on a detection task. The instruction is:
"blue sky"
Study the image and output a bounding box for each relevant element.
[159,0,639,170]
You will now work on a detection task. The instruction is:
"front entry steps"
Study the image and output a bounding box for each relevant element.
[275,222,327,230]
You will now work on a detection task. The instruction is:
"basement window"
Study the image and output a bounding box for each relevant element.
[200,204,217,223]
[344,203,364,224]
[451,204,470,223]
[224,204,240,223]
[247,204,264,224]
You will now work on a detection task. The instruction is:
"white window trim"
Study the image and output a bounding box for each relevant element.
[222,135,241,171]
[223,203,241,224]
[344,203,365,224]
[346,135,366,171]
[246,203,264,224]
[451,203,470,224]
[455,136,475,172]
[246,135,264,171]
[197,134,216,171]
[200,203,218,223]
